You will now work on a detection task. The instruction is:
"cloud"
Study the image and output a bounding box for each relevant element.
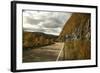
[23,10,72,35]
[42,20,61,28]
[24,16,43,25]
[23,28,45,32]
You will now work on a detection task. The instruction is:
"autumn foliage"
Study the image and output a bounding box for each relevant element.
[63,40,91,60]
[23,32,58,49]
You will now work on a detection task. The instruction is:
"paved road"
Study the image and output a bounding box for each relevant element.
[23,42,64,63]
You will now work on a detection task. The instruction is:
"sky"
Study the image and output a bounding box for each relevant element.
[23,10,72,35]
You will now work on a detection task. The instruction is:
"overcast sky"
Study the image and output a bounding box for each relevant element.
[23,10,72,35]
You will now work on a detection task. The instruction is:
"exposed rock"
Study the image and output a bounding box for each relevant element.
[58,13,91,60]
[58,13,91,41]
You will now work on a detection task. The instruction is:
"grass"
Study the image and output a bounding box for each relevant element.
[63,39,91,60]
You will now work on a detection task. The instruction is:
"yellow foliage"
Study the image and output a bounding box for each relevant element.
[64,39,91,60]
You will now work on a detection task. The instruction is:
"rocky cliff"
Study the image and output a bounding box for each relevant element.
[58,13,91,60]
[58,13,91,41]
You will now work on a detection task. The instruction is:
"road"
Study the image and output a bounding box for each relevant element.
[23,42,64,63]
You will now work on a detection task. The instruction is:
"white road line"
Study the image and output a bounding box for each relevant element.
[56,43,64,61]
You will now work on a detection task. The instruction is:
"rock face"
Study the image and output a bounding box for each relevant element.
[58,13,91,60]
[58,13,91,41]
[23,32,58,49]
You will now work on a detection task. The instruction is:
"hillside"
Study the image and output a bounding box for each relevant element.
[23,32,58,49]
[58,13,90,41]
[57,13,91,60]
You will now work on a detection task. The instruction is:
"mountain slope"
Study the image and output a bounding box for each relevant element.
[23,32,58,49]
